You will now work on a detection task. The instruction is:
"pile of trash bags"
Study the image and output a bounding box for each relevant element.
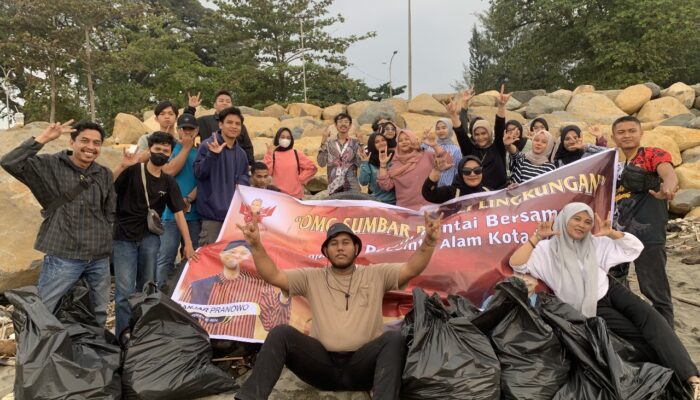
[8,283,237,400]
[401,277,686,400]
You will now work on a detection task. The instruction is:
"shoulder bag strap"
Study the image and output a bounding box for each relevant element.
[41,174,94,218]
[140,163,151,208]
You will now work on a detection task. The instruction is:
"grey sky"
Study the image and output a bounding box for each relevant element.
[327,0,488,98]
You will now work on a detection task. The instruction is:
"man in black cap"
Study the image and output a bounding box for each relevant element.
[154,110,201,292]
[235,211,442,400]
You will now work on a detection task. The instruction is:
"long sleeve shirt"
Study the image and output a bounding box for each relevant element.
[359,162,396,204]
[194,133,250,221]
[1,138,116,259]
[454,114,508,190]
[511,233,643,301]
[184,106,255,166]
[377,152,434,210]
[263,149,318,199]
[509,152,557,184]
[317,138,361,193]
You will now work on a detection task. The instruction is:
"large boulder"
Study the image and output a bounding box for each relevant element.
[565,93,627,124]
[682,145,700,164]
[399,112,442,133]
[0,127,123,292]
[274,117,326,139]
[695,97,700,110]
[675,160,700,189]
[614,84,652,114]
[347,101,377,120]
[639,133,682,166]
[658,114,696,128]
[661,82,696,108]
[525,96,566,118]
[287,103,322,119]
[468,106,526,125]
[468,91,500,108]
[143,114,161,133]
[357,102,397,126]
[686,206,700,219]
[322,104,347,120]
[511,89,546,104]
[548,89,573,108]
[408,93,448,117]
[692,84,700,97]
[239,106,263,116]
[262,103,286,118]
[644,82,662,99]
[572,84,595,95]
[251,137,270,161]
[245,116,281,138]
[432,93,458,104]
[505,96,522,111]
[669,189,700,215]
[596,89,623,101]
[381,98,409,114]
[650,126,700,151]
[112,113,150,145]
[636,97,689,123]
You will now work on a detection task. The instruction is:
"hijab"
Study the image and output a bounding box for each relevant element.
[548,202,599,317]
[524,130,555,165]
[470,119,494,148]
[273,127,294,152]
[554,125,583,166]
[506,120,528,151]
[435,118,455,147]
[452,155,487,194]
[530,117,549,132]
[389,130,423,178]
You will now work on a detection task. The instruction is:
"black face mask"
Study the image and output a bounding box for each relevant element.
[150,152,169,167]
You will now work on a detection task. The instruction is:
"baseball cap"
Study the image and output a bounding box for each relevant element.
[177,113,198,129]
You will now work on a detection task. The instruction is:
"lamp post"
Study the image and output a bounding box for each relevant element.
[300,19,308,104]
[0,66,13,127]
[389,50,398,98]
[407,0,412,100]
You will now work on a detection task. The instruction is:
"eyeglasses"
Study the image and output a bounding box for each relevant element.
[383,126,396,131]
[506,127,518,133]
[461,167,483,175]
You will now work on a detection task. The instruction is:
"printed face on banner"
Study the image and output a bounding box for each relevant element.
[174,150,619,343]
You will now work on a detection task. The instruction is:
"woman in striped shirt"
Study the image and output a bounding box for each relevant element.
[505,129,556,184]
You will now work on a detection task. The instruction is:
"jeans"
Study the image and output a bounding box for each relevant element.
[155,219,201,290]
[236,325,406,400]
[597,279,698,380]
[199,219,224,247]
[113,234,160,336]
[37,255,110,327]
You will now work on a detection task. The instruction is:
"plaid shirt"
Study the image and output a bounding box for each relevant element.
[1,138,116,259]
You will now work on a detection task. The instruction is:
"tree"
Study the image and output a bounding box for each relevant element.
[213,0,375,104]
[367,82,406,101]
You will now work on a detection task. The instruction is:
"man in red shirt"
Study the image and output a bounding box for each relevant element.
[609,115,679,327]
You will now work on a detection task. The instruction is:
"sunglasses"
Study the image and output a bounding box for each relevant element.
[461,167,483,175]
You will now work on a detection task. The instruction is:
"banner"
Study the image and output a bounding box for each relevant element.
[173,149,618,342]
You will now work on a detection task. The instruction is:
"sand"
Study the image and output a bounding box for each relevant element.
[0,253,697,398]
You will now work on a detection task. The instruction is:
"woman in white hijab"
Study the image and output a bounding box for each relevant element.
[509,202,699,396]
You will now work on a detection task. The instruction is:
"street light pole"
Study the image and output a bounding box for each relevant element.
[300,19,308,103]
[389,50,398,98]
[407,0,413,100]
[0,66,13,127]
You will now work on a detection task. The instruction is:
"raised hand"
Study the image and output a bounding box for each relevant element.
[357,146,369,162]
[237,213,262,248]
[535,220,559,239]
[378,149,390,167]
[503,132,516,146]
[497,84,512,108]
[590,125,604,139]
[461,87,475,108]
[266,142,278,154]
[36,119,76,144]
[423,128,437,148]
[423,211,443,247]
[593,213,617,237]
[571,137,585,151]
[435,153,454,171]
[321,126,331,144]
[207,133,225,154]
[188,92,202,108]
[180,129,196,149]
[649,183,678,201]
[120,147,141,168]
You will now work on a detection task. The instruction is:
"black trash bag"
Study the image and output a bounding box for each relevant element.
[471,278,570,399]
[536,293,674,400]
[7,286,122,400]
[121,284,238,400]
[401,288,500,400]
[54,282,119,344]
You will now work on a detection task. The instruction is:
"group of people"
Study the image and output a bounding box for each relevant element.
[2,86,698,399]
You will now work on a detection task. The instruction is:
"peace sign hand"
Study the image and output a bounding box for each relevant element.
[187,92,202,108]
[461,87,475,108]
[357,146,369,161]
[536,220,559,239]
[503,132,516,146]
[423,128,437,148]
[207,134,225,154]
[237,212,262,248]
[36,119,76,144]
[590,125,604,139]
[435,153,454,171]
[378,149,390,167]
[423,211,443,247]
[442,96,460,115]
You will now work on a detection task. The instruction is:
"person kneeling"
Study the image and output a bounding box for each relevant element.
[509,203,699,397]
[234,212,442,400]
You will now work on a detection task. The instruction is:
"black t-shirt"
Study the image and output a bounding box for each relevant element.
[114,163,185,241]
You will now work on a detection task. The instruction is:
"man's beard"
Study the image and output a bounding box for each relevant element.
[330,254,356,269]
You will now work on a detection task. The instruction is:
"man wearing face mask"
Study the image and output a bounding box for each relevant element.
[112,132,199,340]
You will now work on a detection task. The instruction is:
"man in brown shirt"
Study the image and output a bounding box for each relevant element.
[235,212,442,400]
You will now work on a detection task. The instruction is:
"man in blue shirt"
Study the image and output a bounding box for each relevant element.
[194,106,250,246]
[155,112,202,291]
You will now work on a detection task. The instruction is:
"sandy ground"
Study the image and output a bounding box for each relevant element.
[0,253,697,399]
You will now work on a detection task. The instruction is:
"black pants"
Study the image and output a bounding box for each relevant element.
[596,280,698,380]
[236,325,407,400]
[609,243,674,327]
